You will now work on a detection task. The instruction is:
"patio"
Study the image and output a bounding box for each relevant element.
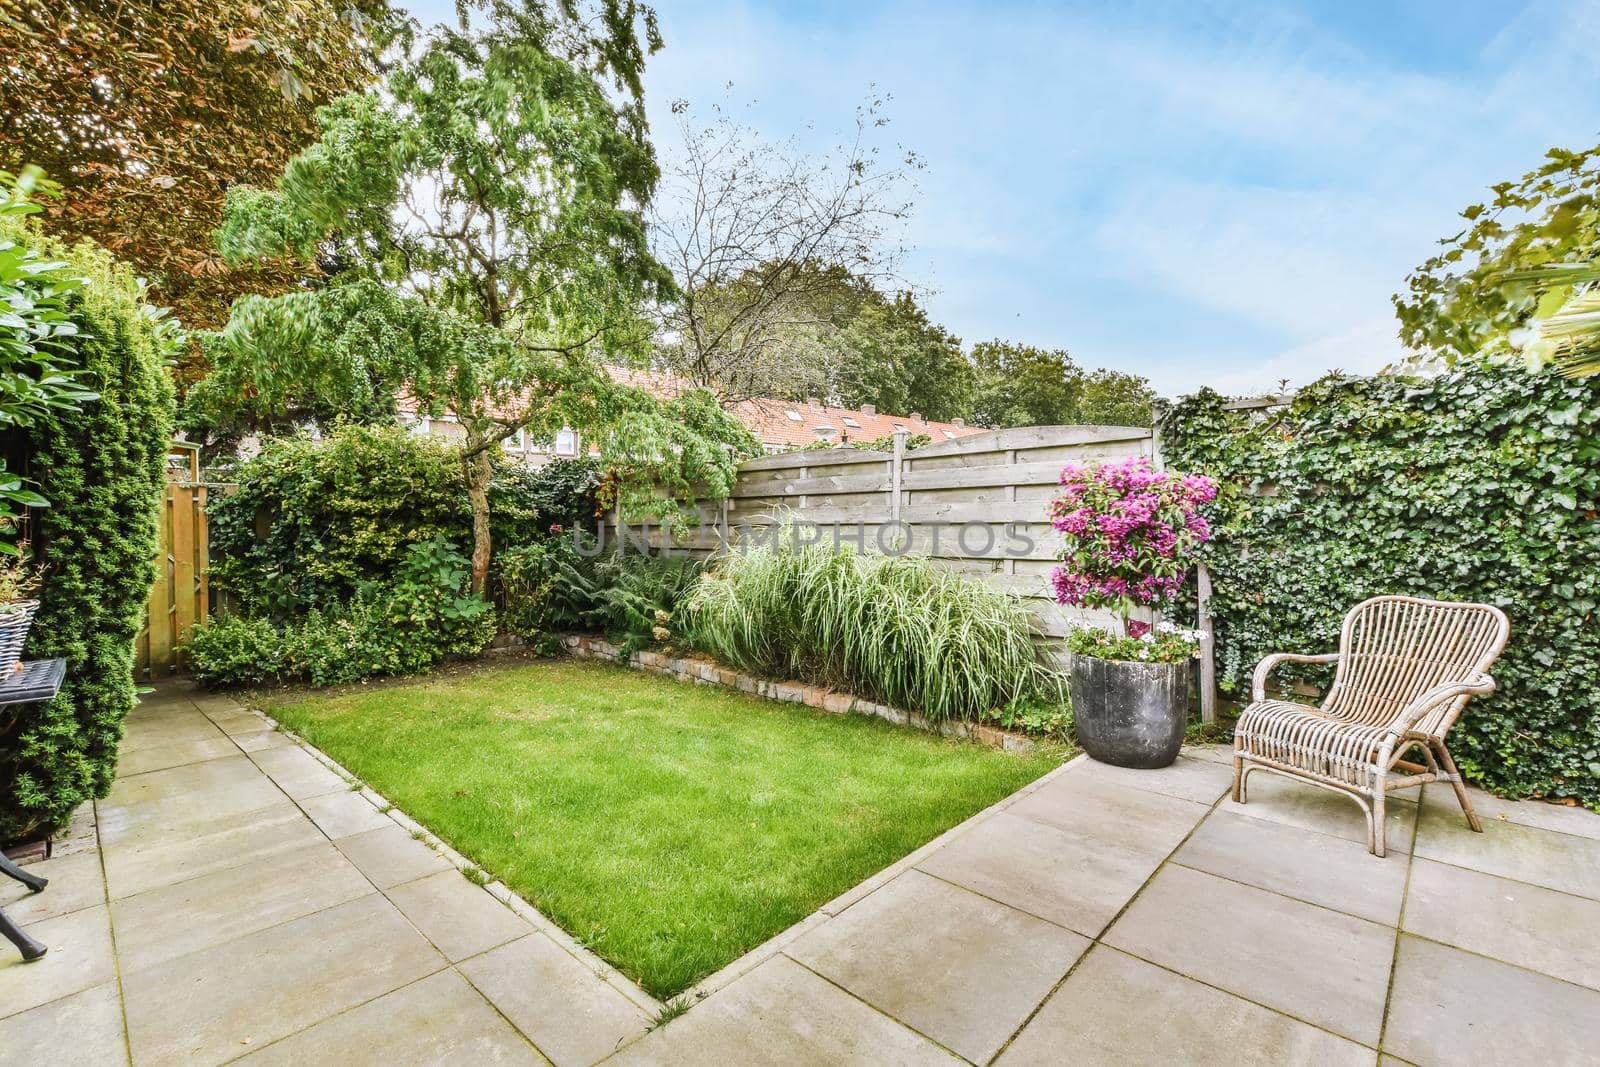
[3,683,1598,1066]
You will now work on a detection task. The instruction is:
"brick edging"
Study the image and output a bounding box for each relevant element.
[561,635,1039,754]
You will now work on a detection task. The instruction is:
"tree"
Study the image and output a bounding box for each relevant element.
[195,8,754,596]
[649,97,922,403]
[968,340,1154,428]
[829,291,975,421]
[1395,142,1600,376]
[0,0,396,352]
[1076,367,1159,427]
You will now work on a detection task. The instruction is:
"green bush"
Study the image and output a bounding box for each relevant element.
[496,539,573,638]
[187,537,495,688]
[684,538,1057,723]
[543,541,704,656]
[490,457,602,540]
[207,423,471,618]
[183,617,285,688]
[209,425,594,620]
[1161,364,1600,806]
[1,230,176,842]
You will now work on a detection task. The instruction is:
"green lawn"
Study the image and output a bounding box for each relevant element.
[260,657,1064,997]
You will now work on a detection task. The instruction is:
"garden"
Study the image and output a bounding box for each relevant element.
[2,1,1600,1061]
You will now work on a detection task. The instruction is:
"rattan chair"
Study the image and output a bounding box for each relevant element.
[1231,595,1510,857]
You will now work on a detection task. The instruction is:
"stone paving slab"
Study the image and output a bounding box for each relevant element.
[993,945,1373,1066]
[386,869,534,963]
[916,809,1166,937]
[1175,809,1409,925]
[121,893,444,1066]
[1383,934,1600,1067]
[1402,857,1600,992]
[1104,864,1394,1046]
[0,981,128,1067]
[237,969,546,1066]
[1420,780,1600,841]
[608,955,963,1066]
[0,903,115,1018]
[789,868,1090,1063]
[1413,798,1600,901]
[460,934,652,1067]
[110,840,374,973]
[1006,773,1212,855]
[334,823,455,889]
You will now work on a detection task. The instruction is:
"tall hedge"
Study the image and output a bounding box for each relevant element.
[208,424,471,618]
[1,239,175,842]
[208,424,600,619]
[1161,364,1600,807]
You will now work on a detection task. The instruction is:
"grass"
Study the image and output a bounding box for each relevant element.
[686,539,1060,722]
[260,657,1065,997]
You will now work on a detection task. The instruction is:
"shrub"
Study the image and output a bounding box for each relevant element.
[1161,365,1600,806]
[497,539,574,638]
[206,423,471,618]
[543,541,704,656]
[184,617,284,687]
[187,537,495,688]
[684,538,1056,723]
[1048,455,1216,620]
[1,227,176,842]
[491,457,602,539]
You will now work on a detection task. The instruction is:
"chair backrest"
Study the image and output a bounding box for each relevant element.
[1323,595,1510,736]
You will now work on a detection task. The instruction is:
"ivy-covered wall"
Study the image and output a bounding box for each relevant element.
[1162,364,1600,807]
[2,238,176,842]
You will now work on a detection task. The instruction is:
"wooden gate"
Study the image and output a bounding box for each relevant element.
[136,482,212,679]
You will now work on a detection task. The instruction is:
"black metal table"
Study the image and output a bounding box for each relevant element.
[1,658,66,962]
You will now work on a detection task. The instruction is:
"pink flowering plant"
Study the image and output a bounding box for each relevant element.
[1049,456,1217,659]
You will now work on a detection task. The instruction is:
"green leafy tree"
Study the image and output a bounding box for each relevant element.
[1395,142,1600,376]
[0,0,396,350]
[830,292,975,422]
[968,340,1153,428]
[194,10,754,594]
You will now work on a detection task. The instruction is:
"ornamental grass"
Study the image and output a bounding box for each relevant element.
[684,537,1058,723]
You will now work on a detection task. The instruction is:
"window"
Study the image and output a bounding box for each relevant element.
[555,428,578,456]
[503,428,527,453]
[841,416,860,428]
[783,409,803,422]
[411,416,432,436]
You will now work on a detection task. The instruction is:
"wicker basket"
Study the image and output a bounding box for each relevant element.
[0,598,39,677]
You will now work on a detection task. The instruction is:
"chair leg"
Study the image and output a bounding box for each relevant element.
[1371,778,1387,858]
[0,852,48,894]
[1434,741,1482,833]
[0,906,47,962]
[1231,750,1245,804]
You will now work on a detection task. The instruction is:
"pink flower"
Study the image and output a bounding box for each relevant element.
[1126,619,1151,638]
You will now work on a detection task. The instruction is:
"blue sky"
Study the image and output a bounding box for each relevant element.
[409,0,1600,396]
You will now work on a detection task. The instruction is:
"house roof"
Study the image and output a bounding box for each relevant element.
[605,366,985,450]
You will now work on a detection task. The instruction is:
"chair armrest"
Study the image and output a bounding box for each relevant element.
[1252,652,1341,702]
[1385,673,1497,737]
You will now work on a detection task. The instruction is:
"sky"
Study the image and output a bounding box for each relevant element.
[408,0,1600,397]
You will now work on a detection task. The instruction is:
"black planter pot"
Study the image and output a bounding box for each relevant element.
[1068,653,1188,769]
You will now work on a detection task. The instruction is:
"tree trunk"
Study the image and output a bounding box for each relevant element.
[463,442,494,598]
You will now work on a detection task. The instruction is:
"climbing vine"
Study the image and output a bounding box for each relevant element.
[1161,363,1600,807]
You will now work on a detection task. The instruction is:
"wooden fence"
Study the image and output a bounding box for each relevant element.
[612,424,1158,643]
[136,482,215,679]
